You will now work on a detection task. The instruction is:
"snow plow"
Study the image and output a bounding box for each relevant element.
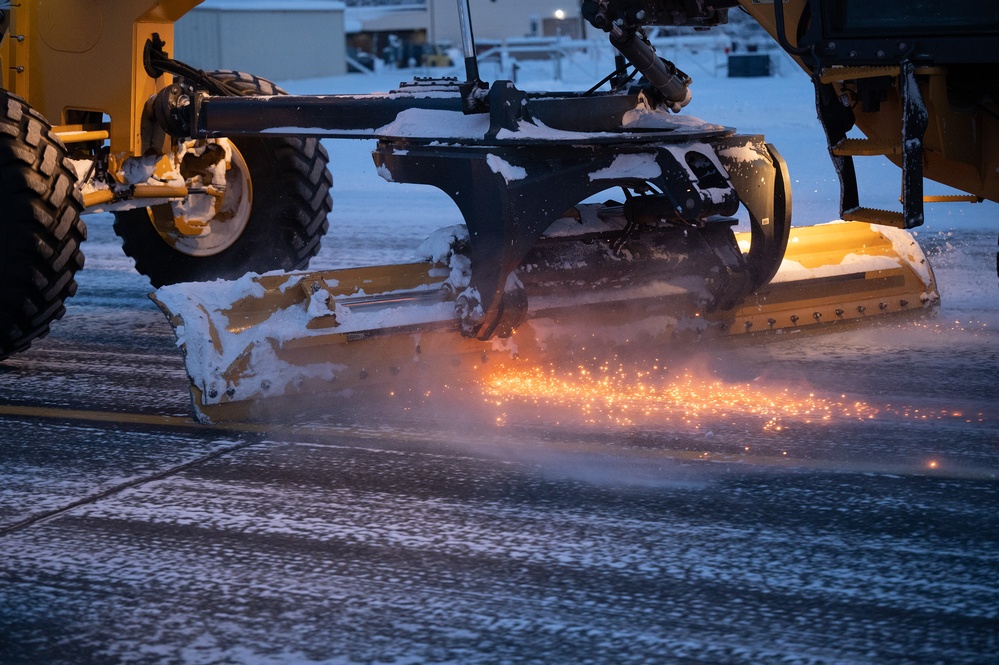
[154,220,936,423]
[2,1,995,422]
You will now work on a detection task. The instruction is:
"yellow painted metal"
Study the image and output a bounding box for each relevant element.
[818,66,903,84]
[717,222,937,335]
[82,184,189,207]
[841,207,906,229]
[133,184,188,198]
[4,1,201,159]
[216,263,449,333]
[178,325,494,425]
[59,130,111,143]
[832,138,901,157]
[53,123,111,143]
[736,0,999,206]
[924,194,982,203]
[82,190,115,207]
[153,222,938,424]
[168,212,205,236]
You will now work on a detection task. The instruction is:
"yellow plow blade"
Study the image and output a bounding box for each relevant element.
[152,221,938,423]
[719,221,938,336]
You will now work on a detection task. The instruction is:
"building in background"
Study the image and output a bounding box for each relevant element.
[428,0,583,43]
[174,1,348,80]
[348,0,584,68]
[171,1,590,80]
[170,1,766,82]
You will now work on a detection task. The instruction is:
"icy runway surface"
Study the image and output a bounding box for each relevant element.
[1,51,998,664]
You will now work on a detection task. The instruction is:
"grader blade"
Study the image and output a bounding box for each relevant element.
[152,221,937,424]
[717,221,938,337]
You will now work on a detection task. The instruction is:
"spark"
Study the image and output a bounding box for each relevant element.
[481,361,880,431]
[479,359,987,432]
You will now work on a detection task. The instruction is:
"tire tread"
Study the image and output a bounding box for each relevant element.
[0,90,86,359]
[113,70,332,286]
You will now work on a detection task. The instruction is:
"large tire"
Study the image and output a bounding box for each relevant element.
[0,90,87,360]
[113,71,333,287]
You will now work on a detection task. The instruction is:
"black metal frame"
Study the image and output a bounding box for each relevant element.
[152,1,793,339]
[796,0,999,67]
[773,0,999,230]
[183,79,791,339]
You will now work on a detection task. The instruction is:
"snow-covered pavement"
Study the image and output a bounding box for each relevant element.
[1,47,997,664]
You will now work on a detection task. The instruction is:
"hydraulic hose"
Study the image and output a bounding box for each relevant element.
[609,25,691,112]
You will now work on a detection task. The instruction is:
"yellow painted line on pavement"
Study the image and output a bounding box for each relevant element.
[1,403,995,480]
[0,404,269,433]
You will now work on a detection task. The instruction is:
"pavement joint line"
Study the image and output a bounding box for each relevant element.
[0,438,260,538]
[2,405,995,484]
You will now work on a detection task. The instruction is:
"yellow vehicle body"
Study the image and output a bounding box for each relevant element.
[0,0,333,361]
[3,0,992,422]
[2,0,198,158]
[5,1,994,214]
[740,0,999,217]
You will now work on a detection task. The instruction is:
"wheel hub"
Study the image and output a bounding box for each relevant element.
[151,140,254,256]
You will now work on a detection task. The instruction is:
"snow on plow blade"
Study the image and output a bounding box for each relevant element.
[152,222,938,423]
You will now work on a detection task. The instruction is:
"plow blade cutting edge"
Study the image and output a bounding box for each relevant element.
[152,221,938,423]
